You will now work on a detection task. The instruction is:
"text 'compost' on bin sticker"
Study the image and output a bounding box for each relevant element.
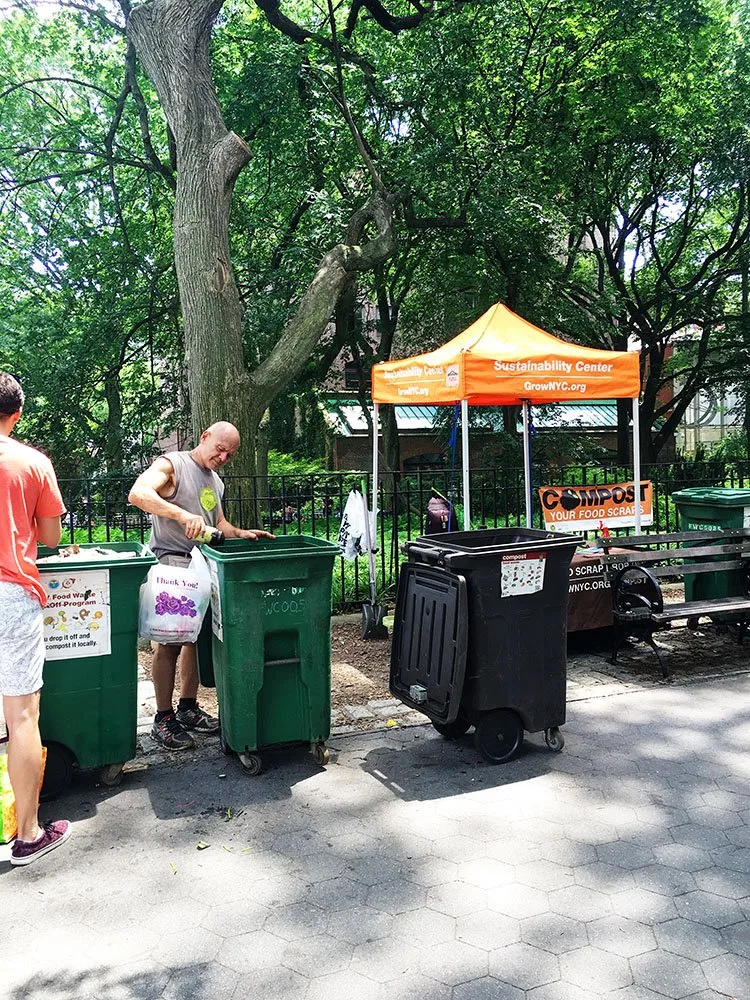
[41,568,111,659]
[501,553,546,597]
[208,561,223,642]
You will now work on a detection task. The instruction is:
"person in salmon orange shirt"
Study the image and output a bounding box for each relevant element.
[0,372,71,866]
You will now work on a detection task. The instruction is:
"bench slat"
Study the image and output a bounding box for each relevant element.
[649,596,750,621]
[601,543,750,565]
[602,528,750,548]
[647,559,750,578]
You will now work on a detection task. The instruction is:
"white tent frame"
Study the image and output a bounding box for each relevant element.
[371,391,642,536]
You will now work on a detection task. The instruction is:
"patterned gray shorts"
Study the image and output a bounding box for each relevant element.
[0,582,45,697]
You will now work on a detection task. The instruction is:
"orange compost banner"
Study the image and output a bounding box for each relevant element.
[538,480,653,531]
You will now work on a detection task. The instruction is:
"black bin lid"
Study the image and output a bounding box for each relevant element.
[389,563,468,724]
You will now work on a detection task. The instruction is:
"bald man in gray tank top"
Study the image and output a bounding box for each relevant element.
[128,422,275,750]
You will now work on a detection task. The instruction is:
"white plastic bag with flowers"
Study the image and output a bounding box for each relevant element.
[138,548,211,644]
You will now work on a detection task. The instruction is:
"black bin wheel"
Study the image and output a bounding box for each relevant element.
[40,742,75,800]
[432,710,471,740]
[99,762,125,787]
[474,710,524,765]
[544,727,565,752]
[239,751,262,776]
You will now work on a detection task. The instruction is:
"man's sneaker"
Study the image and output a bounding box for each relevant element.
[11,820,72,867]
[151,713,196,750]
[175,705,220,734]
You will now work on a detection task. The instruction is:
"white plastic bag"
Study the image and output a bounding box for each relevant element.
[338,489,376,561]
[138,547,211,645]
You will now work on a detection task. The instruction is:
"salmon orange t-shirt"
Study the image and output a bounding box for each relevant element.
[0,435,66,606]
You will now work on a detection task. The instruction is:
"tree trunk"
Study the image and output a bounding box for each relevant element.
[128,0,252,469]
[128,1,397,485]
[743,261,750,459]
[103,369,124,473]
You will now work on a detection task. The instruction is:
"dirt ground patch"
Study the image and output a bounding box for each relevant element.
[137,619,392,720]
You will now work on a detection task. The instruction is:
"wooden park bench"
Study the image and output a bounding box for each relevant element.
[600,529,750,677]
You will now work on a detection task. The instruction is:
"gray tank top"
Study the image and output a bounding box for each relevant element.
[149,451,225,558]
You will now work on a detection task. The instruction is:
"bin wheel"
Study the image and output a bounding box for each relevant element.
[40,742,75,800]
[99,763,125,787]
[239,751,262,776]
[474,710,524,765]
[432,711,471,740]
[544,727,565,752]
[311,742,330,766]
[219,726,234,757]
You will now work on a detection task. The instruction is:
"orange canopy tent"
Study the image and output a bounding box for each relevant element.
[370,302,642,529]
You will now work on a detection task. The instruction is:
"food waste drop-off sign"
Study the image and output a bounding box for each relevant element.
[40,568,111,659]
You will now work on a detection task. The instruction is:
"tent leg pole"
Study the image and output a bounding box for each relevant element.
[522,400,532,528]
[632,397,642,533]
[371,403,380,529]
[461,399,470,530]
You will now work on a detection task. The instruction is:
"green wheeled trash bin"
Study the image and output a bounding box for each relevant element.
[202,536,340,775]
[390,528,582,764]
[36,541,157,797]
[672,487,750,601]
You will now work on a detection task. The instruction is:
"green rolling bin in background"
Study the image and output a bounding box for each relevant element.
[672,487,750,601]
[37,541,157,797]
[203,536,340,775]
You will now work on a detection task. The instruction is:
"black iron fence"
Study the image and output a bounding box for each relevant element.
[58,459,750,612]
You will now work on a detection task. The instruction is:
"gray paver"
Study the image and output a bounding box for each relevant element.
[453,976,524,1000]
[655,917,727,960]
[419,940,489,985]
[702,951,750,996]
[559,945,632,992]
[2,673,750,1000]
[630,950,709,998]
[489,942,559,989]
[455,910,520,951]
[587,914,657,958]
[674,889,745,928]
[521,911,588,954]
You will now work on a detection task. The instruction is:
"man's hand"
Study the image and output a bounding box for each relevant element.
[182,513,210,539]
[237,529,276,541]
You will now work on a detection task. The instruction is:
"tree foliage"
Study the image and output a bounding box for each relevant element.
[0,0,748,477]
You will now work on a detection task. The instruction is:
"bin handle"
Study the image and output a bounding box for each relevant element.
[401,542,448,566]
[439,537,584,561]
[403,537,583,567]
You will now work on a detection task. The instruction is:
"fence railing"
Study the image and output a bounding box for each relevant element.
[58,459,750,612]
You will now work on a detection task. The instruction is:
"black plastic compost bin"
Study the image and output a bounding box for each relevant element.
[390,528,582,764]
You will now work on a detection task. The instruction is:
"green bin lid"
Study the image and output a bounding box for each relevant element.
[671,488,750,507]
[37,540,157,570]
[201,535,340,563]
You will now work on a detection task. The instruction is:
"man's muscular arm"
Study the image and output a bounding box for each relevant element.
[128,458,209,539]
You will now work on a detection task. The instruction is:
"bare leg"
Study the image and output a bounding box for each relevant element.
[3,691,42,842]
[177,643,199,701]
[151,643,181,713]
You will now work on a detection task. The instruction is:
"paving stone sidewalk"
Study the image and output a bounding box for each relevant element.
[2,671,750,1000]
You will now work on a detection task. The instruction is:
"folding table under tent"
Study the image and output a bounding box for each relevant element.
[370,301,642,532]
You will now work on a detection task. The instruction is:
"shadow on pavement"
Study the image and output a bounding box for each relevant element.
[359,728,555,802]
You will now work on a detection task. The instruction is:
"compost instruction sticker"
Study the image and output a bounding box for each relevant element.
[208,561,223,642]
[501,552,546,597]
[40,568,111,659]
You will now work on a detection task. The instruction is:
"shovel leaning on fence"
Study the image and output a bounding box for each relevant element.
[359,482,388,640]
